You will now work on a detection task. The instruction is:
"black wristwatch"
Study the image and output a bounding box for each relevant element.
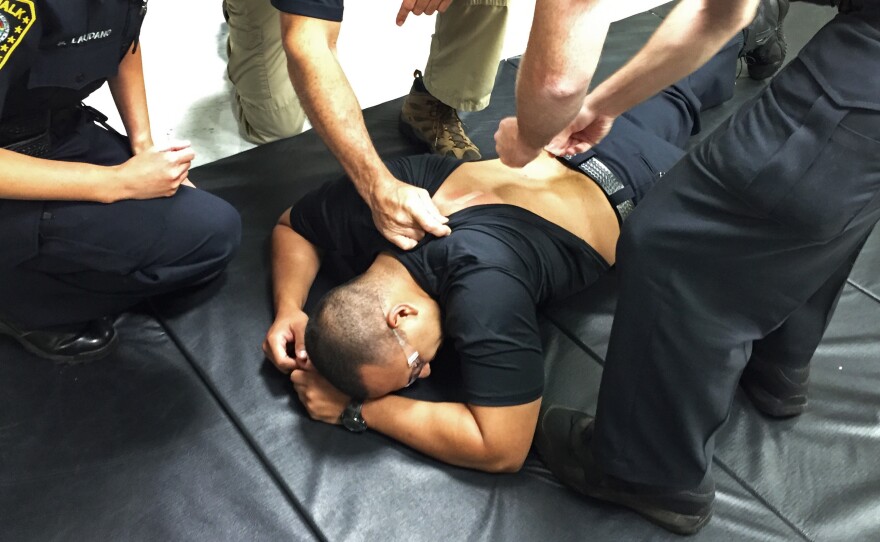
[341,400,367,433]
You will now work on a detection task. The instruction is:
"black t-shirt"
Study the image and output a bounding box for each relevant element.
[290,155,610,406]
[271,0,343,22]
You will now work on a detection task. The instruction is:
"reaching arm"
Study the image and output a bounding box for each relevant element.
[495,0,610,167]
[107,42,153,155]
[292,366,541,472]
[364,395,541,472]
[587,0,758,119]
[263,208,324,371]
[548,0,759,156]
[279,13,450,250]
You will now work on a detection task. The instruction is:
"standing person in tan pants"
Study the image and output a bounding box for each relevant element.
[225,0,508,161]
[225,0,306,144]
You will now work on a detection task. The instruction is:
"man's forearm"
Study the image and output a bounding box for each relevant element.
[515,0,609,150]
[587,0,759,118]
[108,42,153,154]
[362,395,539,473]
[281,16,391,203]
[271,220,322,317]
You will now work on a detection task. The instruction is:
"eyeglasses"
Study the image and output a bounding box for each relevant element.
[390,327,425,388]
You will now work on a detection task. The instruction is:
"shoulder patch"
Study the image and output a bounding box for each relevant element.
[0,0,36,71]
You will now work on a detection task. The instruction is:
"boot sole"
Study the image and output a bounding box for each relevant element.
[741,380,807,418]
[0,320,118,364]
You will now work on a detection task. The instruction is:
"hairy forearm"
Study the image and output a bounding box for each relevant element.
[282,18,391,202]
[0,149,117,202]
[271,221,322,317]
[108,43,153,154]
[587,0,758,118]
[516,0,609,150]
[362,396,540,473]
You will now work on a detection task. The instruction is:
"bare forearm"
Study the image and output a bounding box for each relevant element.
[363,395,542,473]
[271,221,322,317]
[516,0,609,150]
[108,43,152,154]
[363,396,518,472]
[587,0,758,118]
[282,22,389,202]
[0,149,117,202]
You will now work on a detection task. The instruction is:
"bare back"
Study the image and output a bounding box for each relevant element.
[432,153,621,265]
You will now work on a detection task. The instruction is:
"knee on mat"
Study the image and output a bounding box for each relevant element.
[202,197,242,268]
[178,193,242,277]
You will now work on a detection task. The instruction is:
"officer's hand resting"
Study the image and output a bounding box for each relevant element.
[367,174,451,250]
[113,141,196,200]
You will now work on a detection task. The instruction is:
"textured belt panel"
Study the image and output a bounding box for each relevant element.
[577,156,634,221]
[3,131,51,158]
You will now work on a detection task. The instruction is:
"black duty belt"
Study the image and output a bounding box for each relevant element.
[0,104,97,158]
[574,155,636,222]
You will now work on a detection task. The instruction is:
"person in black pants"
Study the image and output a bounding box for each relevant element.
[538,1,880,536]
[262,36,748,474]
[0,0,241,363]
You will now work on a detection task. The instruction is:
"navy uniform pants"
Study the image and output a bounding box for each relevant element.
[593,10,880,489]
[0,109,241,329]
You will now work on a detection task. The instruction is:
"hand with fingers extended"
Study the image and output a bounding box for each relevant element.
[544,103,617,157]
[396,0,453,25]
[368,174,451,250]
[114,141,196,200]
[263,310,311,373]
[291,368,349,425]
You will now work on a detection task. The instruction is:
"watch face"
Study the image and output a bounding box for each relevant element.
[342,403,367,433]
[342,413,367,433]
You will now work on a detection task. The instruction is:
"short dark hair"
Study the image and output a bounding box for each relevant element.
[305,278,398,401]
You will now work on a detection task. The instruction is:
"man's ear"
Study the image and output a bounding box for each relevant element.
[387,303,419,328]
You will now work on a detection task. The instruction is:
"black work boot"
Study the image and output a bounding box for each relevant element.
[536,406,715,536]
[399,70,481,161]
[0,316,118,364]
[741,0,791,80]
[740,359,809,417]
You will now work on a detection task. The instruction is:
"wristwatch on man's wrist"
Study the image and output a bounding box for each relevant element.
[341,400,367,433]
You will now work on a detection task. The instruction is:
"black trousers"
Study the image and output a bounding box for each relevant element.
[593,12,880,488]
[0,108,241,329]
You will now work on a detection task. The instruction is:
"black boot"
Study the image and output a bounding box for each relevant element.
[740,359,809,417]
[0,316,118,364]
[741,0,791,80]
[536,406,715,536]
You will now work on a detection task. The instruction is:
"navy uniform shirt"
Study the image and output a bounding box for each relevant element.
[290,155,610,406]
[0,0,146,267]
[0,0,146,121]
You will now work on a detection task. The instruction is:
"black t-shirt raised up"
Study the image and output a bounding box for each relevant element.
[290,155,609,406]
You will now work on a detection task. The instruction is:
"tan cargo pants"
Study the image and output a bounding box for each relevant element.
[224,0,509,144]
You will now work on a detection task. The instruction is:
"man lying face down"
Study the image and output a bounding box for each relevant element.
[263,36,743,472]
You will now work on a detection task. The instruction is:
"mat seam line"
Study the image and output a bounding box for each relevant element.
[846,278,880,305]
[713,460,814,542]
[151,308,330,542]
